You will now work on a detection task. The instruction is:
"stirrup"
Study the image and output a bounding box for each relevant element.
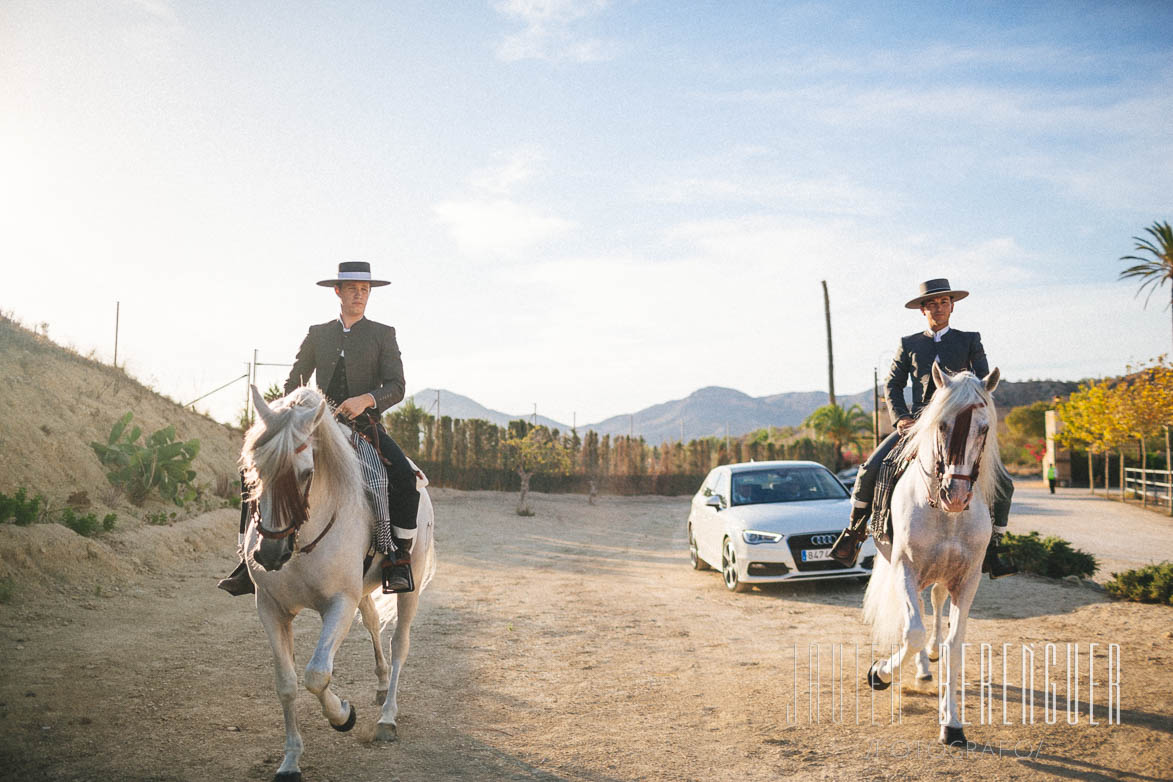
[983,533,1018,579]
[829,528,864,568]
[381,554,415,594]
[217,561,254,596]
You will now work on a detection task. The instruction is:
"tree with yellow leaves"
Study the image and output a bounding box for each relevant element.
[1114,358,1173,504]
[1057,379,1122,494]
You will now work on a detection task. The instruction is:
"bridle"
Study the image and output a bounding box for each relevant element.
[253,440,338,555]
[919,402,988,510]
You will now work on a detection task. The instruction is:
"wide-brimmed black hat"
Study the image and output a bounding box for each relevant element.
[905,278,969,309]
[316,261,390,288]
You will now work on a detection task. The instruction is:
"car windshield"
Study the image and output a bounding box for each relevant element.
[730,467,849,505]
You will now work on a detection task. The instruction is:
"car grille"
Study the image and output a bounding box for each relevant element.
[787,531,847,572]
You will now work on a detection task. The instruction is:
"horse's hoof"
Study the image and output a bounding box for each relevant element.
[867,661,891,691]
[940,725,967,746]
[916,672,933,682]
[375,689,387,706]
[374,722,398,742]
[274,772,302,782]
[927,649,940,662]
[332,702,357,732]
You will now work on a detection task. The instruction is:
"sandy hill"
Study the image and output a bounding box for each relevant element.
[0,313,243,523]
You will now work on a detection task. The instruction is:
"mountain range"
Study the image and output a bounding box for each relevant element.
[392,379,1078,444]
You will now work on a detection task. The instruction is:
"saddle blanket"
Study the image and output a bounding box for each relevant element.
[868,445,915,544]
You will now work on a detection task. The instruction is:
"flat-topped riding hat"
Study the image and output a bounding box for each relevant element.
[905,278,969,309]
[316,261,390,288]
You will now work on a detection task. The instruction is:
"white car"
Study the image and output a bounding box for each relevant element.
[686,461,877,592]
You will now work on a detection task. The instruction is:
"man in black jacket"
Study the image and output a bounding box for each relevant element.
[219,261,419,595]
[829,278,1016,578]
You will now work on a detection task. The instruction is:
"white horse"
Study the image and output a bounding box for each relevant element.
[862,364,1005,745]
[241,385,435,781]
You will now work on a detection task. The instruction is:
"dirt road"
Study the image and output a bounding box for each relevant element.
[1,490,1170,781]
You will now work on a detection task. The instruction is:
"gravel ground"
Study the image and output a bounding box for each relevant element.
[0,489,1170,782]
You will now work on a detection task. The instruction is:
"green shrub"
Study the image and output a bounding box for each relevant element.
[59,508,115,537]
[90,412,200,506]
[1105,562,1173,605]
[145,510,177,526]
[0,488,45,526]
[1002,531,1098,579]
[0,577,13,604]
[60,507,99,536]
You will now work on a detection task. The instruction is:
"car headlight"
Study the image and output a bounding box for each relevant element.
[742,530,783,545]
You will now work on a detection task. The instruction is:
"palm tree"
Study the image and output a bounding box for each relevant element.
[1119,220,1173,350]
[803,403,871,471]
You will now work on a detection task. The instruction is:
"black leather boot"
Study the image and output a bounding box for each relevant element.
[830,506,871,567]
[381,537,415,594]
[217,560,255,596]
[982,530,1018,579]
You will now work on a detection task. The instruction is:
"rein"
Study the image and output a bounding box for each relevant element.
[253,439,338,555]
[919,402,986,509]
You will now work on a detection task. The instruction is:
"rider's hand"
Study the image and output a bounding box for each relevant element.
[897,417,915,434]
[337,394,376,419]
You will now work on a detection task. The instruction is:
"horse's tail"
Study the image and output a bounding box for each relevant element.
[862,552,906,649]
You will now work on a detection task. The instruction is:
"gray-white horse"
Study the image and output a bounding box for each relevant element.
[241,385,435,781]
[862,364,1005,746]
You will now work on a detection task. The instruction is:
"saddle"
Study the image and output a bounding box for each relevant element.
[867,443,916,543]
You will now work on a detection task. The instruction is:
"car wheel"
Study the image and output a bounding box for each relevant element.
[689,525,709,570]
[722,537,750,593]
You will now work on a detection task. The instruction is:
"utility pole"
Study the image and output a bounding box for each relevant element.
[822,280,836,406]
[242,362,251,423]
[629,414,634,439]
[113,301,120,368]
[533,403,537,426]
[246,349,258,423]
[873,366,880,448]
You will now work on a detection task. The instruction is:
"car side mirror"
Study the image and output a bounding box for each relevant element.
[705,495,724,510]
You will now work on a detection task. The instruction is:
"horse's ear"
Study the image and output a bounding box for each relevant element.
[251,385,275,425]
[932,360,947,390]
[984,367,1001,394]
[311,399,328,429]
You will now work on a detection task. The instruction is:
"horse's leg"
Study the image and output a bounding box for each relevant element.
[358,594,390,705]
[939,568,983,745]
[375,589,419,741]
[871,563,926,687]
[926,583,948,661]
[916,583,949,679]
[303,594,360,731]
[257,597,304,781]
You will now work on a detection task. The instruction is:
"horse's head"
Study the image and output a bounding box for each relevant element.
[244,385,328,572]
[923,363,1001,513]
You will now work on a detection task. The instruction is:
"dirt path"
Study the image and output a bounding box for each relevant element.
[1,491,1170,781]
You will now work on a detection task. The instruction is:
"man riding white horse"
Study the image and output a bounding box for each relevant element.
[830,278,1017,578]
[220,261,419,595]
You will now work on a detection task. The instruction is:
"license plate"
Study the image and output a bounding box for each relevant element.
[801,548,830,562]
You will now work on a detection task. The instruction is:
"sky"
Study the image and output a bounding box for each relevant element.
[2,0,1170,427]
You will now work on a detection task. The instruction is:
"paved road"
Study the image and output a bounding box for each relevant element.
[1009,480,1173,580]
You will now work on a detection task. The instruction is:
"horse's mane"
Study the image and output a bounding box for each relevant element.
[240,387,364,511]
[901,370,1008,503]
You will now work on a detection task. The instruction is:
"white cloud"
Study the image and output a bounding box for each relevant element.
[435,198,573,257]
[435,147,574,256]
[494,0,615,62]
[469,147,546,195]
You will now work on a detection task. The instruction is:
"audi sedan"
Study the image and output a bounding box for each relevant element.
[686,461,876,592]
